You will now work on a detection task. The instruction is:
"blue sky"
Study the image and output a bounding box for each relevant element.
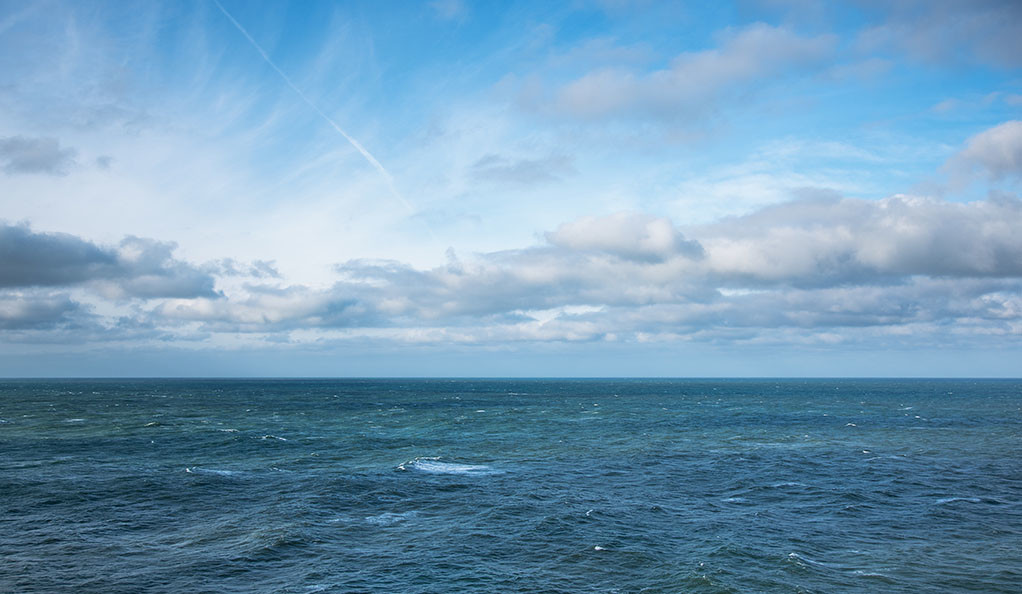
[1,0,1020,376]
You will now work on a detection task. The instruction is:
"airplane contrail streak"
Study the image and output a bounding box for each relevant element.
[212,0,416,217]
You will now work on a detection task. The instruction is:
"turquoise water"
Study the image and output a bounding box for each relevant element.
[1,379,1020,592]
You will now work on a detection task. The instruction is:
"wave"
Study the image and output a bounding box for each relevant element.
[184,467,239,477]
[364,511,418,526]
[935,496,982,504]
[397,457,499,475]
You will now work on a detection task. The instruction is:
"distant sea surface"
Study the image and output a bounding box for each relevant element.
[2,379,1020,593]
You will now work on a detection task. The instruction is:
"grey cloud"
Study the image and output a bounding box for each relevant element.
[470,153,575,186]
[858,0,1022,68]
[700,193,1022,286]
[547,212,704,262]
[9,193,1021,349]
[154,284,369,333]
[0,292,80,330]
[946,121,1022,183]
[0,223,218,299]
[153,195,1022,344]
[0,224,117,287]
[0,135,77,175]
[547,23,835,119]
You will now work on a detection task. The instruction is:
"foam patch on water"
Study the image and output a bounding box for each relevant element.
[935,496,982,504]
[364,511,418,526]
[185,467,239,477]
[397,457,499,475]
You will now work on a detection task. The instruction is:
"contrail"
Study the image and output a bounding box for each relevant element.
[212,0,416,217]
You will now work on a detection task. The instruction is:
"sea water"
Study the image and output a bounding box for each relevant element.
[1,379,1019,592]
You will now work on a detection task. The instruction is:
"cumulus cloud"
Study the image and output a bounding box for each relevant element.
[0,223,218,299]
[946,121,1022,183]
[547,212,703,262]
[140,195,1022,346]
[700,193,1022,285]
[546,23,835,119]
[0,224,117,287]
[0,135,77,175]
[0,292,80,330]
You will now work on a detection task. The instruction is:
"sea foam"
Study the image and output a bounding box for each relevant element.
[397,457,499,475]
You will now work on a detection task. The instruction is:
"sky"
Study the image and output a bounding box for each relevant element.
[1,0,1020,377]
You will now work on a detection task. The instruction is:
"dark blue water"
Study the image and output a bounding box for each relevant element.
[2,379,1020,592]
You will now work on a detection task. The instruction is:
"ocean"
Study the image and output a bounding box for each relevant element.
[1,378,1019,592]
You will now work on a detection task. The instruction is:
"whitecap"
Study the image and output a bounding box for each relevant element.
[185,467,239,476]
[853,570,891,579]
[364,511,418,526]
[397,457,499,475]
[935,496,982,504]
[771,481,806,488]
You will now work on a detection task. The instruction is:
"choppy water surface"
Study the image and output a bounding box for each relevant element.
[1,379,1020,592]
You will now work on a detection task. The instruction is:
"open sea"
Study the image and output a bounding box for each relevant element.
[1,378,1020,593]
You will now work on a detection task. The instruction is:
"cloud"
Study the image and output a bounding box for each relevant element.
[141,194,1022,346]
[0,224,117,287]
[0,292,81,330]
[0,223,218,299]
[0,136,77,175]
[545,23,836,119]
[470,153,575,186]
[858,0,1022,68]
[547,212,703,262]
[699,193,1022,285]
[946,121,1022,183]
[154,284,370,333]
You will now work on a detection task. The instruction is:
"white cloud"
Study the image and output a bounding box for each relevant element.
[49,193,1008,349]
[947,120,1022,182]
[546,212,702,262]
